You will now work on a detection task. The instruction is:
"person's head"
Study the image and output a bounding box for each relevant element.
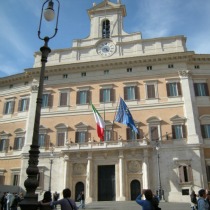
[42,191,52,202]
[198,189,207,198]
[63,188,71,198]
[144,189,153,201]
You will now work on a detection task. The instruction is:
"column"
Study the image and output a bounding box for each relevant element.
[63,154,70,189]
[86,152,93,203]
[23,79,38,152]
[142,149,149,189]
[179,70,202,144]
[119,150,126,201]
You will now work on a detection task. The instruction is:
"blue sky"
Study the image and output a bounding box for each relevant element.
[0,0,210,78]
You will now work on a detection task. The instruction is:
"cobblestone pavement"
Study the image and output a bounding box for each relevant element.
[76,201,191,210]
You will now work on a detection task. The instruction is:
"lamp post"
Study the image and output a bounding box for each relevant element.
[49,146,55,192]
[155,140,164,201]
[19,1,60,210]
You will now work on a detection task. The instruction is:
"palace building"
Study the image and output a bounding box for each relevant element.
[1,0,210,203]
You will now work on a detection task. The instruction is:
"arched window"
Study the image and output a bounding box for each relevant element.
[102,19,110,38]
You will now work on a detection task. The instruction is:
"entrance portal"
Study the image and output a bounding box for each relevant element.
[98,165,115,201]
[75,182,84,201]
[130,180,141,200]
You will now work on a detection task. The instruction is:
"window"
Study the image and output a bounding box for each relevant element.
[81,72,86,77]
[194,83,209,96]
[13,174,19,186]
[63,74,68,78]
[18,97,30,112]
[166,82,182,97]
[102,19,110,38]
[201,124,210,138]
[55,123,68,146]
[38,134,46,148]
[0,175,5,185]
[75,131,87,143]
[104,70,109,75]
[179,164,192,183]
[127,68,132,73]
[42,93,52,108]
[104,130,112,141]
[44,76,48,81]
[206,165,210,182]
[147,66,152,70]
[100,88,114,103]
[194,65,200,69]
[3,100,15,115]
[0,139,8,152]
[168,64,174,68]
[172,125,187,139]
[147,117,161,141]
[57,132,65,146]
[76,90,90,105]
[13,137,24,150]
[126,128,140,140]
[124,86,138,100]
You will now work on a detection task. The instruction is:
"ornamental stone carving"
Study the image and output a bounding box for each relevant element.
[127,160,141,173]
[178,70,192,78]
[73,163,86,175]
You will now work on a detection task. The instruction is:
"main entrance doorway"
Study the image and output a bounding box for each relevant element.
[98,165,115,201]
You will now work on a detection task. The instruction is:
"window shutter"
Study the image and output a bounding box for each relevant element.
[87,90,90,104]
[58,133,64,146]
[100,89,103,103]
[126,128,131,140]
[110,88,114,102]
[166,83,170,97]
[18,100,22,111]
[135,86,139,100]
[3,102,6,114]
[21,137,25,148]
[85,132,88,142]
[76,92,80,104]
[13,138,18,150]
[60,92,67,106]
[124,87,128,100]
[137,129,140,139]
[194,83,198,96]
[188,165,193,182]
[26,98,30,111]
[204,83,209,96]
[48,94,53,107]
[177,82,182,96]
[182,125,187,138]
[10,101,15,114]
[172,125,176,139]
[201,125,205,138]
[179,166,184,183]
[75,132,79,143]
[151,126,158,141]
[147,85,155,98]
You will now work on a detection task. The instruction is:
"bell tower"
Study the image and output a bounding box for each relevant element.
[87,0,127,40]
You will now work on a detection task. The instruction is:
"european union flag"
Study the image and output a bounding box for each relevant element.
[115,97,139,134]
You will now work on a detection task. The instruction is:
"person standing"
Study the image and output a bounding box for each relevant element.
[198,189,209,210]
[53,191,59,209]
[190,190,198,210]
[77,191,85,209]
[136,189,161,210]
[51,188,78,210]
[39,191,52,210]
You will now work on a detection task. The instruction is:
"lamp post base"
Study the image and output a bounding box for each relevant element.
[19,194,39,210]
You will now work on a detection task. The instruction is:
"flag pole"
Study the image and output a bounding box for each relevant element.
[112,96,120,139]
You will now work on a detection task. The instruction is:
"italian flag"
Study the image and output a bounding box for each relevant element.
[91,103,105,141]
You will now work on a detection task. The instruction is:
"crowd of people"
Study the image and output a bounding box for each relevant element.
[190,189,210,210]
[0,192,24,210]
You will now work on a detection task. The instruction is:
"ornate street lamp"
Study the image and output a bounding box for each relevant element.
[49,146,55,192]
[19,1,60,210]
[155,140,164,201]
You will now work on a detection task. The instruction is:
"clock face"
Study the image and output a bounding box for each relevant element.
[97,41,116,57]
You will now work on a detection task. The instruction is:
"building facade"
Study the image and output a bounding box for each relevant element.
[0,0,210,203]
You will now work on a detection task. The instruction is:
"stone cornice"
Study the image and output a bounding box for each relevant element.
[1,51,210,86]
